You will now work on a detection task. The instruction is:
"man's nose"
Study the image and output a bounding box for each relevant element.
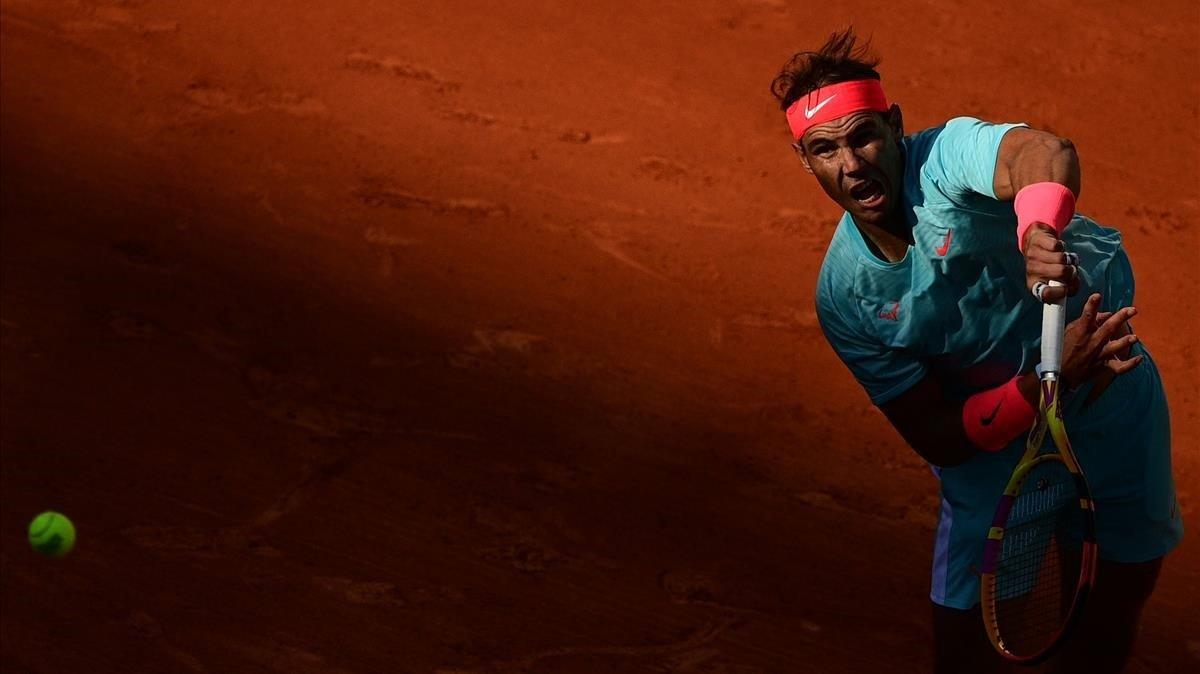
[839,146,865,174]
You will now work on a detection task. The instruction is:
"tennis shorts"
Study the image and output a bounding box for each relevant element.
[929,342,1184,609]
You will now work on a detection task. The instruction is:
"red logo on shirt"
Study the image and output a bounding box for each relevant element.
[935,229,954,256]
[878,301,900,321]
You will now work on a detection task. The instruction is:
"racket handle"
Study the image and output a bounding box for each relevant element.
[1040,280,1067,377]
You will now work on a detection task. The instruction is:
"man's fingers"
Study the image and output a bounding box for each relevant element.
[1028,226,1064,252]
[1105,354,1144,375]
[1097,333,1139,360]
[1075,293,1102,324]
[1026,260,1078,288]
[1090,306,1138,348]
[1044,263,1076,284]
[1032,279,1071,303]
[1027,248,1076,266]
[1025,249,1073,269]
[1039,283,1070,303]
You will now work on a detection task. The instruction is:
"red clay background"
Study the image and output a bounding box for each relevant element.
[2,1,1196,672]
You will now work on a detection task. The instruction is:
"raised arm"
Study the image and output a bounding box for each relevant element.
[991,127,1081,202]
[993,127,1085,304]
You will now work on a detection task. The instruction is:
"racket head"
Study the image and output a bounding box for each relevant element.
[979,405,1098,664]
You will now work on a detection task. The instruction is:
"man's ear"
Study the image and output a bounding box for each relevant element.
[793,141,814,175]
[887,104,904,139]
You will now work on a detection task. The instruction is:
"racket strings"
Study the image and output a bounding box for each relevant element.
[990,462,1085,655]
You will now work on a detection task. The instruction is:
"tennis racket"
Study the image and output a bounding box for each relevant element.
[979,279,1098,664]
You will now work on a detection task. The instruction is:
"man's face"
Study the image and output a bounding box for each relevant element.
[795,106,904,227]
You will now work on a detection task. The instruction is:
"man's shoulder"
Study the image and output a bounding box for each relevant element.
[901,116,998,162]
[901,119,951,152]
[903,116,991,144]
[902,117,1029,207]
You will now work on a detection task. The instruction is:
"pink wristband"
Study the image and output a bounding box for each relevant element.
[1014,182,1075,253]
[962,376,1036,452]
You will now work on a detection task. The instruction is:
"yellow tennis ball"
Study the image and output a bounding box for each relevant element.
[28,511,76,558]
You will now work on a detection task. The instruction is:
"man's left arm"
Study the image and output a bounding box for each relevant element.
[992,127,1083,303]
[992,127,1080,202]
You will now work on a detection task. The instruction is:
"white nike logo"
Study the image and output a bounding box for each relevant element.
[804,94,837,119]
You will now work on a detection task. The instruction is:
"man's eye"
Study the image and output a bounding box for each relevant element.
[814,145,836,157]
[851,132,879,148]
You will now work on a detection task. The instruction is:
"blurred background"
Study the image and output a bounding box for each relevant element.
[2,1,1196,671]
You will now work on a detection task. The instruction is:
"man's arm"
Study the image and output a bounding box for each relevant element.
[993,127,1084,303]
[877,296,1141,468]
[991,127,1081,202]
[879,371,1039,468]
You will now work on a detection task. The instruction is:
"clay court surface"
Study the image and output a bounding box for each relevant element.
[2,1,1197,672]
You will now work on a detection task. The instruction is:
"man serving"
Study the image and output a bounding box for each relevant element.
[770,29,1183,673]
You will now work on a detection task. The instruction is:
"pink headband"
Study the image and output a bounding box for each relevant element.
[785,79,889,140]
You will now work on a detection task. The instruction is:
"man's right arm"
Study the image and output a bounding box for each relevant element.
[877,295,1142,468]
[879,371,1039,468]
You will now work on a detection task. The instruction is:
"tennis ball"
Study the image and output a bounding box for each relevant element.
[28,511,76,558]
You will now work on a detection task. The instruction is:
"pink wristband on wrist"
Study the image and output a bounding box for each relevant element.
[962,376,1036,452]
[1014,182,1075,253]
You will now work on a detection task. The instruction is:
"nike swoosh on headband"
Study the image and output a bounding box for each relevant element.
[785,79,888,140]
[804,94,837,119]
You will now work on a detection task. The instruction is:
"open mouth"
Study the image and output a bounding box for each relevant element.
[848,179,886,208]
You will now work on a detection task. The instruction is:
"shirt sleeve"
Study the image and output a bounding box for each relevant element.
[815,280,928,406]
[925,116,1028,203]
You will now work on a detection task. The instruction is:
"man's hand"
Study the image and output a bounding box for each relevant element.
[1023,223,1079,303]
[1059,293,1142,389]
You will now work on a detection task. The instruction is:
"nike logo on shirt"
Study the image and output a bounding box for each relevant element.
[936,229,953,256]
[804,94,837,119]
[877,301,900,321]
[980,399,1004,426]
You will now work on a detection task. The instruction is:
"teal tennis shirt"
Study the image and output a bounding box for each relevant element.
[815,116,1128,408]
[813,116,1182,609]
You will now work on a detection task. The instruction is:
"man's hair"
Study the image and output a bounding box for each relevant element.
[770,28,882,112]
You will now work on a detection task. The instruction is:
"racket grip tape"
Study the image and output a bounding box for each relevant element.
[1040,280,1067,375]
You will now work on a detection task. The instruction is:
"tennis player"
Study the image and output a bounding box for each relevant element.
[771,29,1183,673]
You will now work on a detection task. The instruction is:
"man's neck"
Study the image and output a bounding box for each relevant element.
[852,152,909,262]
[854,214,911,263]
